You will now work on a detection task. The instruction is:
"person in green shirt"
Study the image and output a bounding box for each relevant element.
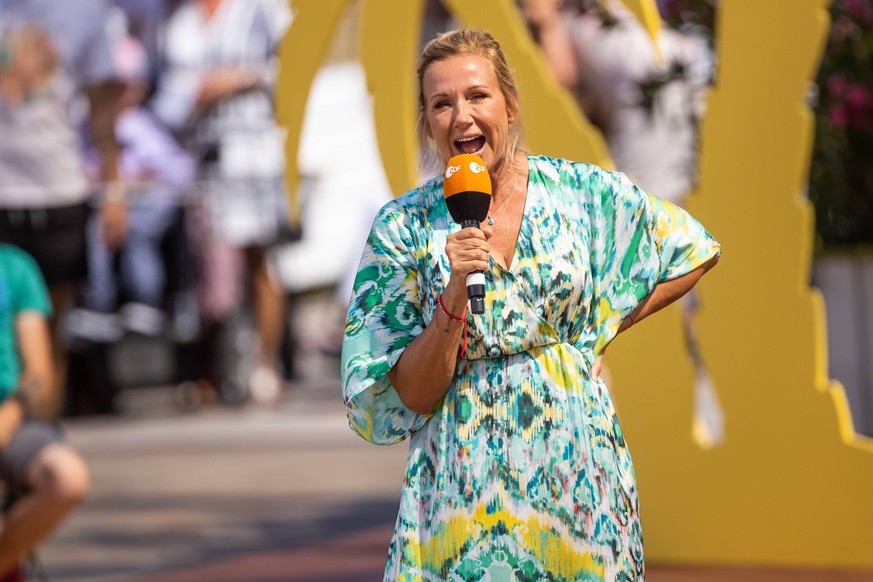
[0,245,90,578]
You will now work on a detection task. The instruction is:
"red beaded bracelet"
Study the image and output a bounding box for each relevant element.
[438,293,469,358]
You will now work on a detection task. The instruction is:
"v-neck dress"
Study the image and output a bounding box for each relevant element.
[342,155,721,581]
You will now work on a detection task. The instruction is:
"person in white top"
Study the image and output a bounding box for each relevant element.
[523,0,724,445]
[153,0,293,404]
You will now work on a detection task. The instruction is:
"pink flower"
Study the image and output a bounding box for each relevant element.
[845,0,869,16]
[846,83,872,110]
[830,105,849,128]
[843,0,873,24]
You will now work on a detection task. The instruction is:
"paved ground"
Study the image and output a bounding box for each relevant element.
[36,351,873,582]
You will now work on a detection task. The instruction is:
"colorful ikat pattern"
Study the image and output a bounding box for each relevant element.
[342,156,721,581]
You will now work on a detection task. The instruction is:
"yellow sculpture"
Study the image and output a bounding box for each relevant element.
[274,0,873,569]
[274,0,351,228]
[609,0,873,568]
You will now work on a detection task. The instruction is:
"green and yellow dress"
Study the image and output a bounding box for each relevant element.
[342,156,721,581]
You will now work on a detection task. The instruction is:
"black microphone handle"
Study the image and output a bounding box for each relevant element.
[460,219,486,314]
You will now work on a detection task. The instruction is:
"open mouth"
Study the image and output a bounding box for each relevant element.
[454,135,486,155]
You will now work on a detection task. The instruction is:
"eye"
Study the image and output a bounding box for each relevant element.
[432,100,451,110]
[470,92,487,102]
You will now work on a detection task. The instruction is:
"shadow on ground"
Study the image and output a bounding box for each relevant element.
[47,493,398,581]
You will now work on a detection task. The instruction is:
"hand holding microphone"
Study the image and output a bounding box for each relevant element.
[443,154,492,314]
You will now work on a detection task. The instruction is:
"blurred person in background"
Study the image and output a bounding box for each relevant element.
[72,27,195,341]
[523,0,711,203]
[0,245,89,581]
[152,0,293,404]
[523,0,724,445]
[342,27,720,579]
[111,0,165,85]
[0,0,126,419]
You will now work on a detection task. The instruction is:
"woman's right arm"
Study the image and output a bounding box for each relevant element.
[195,67,262,110]
[388,226,491,414]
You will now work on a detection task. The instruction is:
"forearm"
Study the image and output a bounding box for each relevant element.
[196,67,262,110]
[388,285,467,415]
[15,314,54,418]
[85,83,123,185]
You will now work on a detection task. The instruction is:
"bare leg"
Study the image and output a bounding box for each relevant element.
[245,246,286,371]
[0,444,90,573]
[244,246,287,404]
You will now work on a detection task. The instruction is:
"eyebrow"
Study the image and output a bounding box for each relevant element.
[428,85,489,103]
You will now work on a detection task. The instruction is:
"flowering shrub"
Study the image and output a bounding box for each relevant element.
[660,0,873,247]
[810,0,873,247]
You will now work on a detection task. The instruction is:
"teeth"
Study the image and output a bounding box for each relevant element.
[456,136,480,142]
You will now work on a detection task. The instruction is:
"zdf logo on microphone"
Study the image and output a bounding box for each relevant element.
[469,161,486,174]
[445,165,461,179]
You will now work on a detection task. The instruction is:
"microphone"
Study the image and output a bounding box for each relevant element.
[443,154,491,314]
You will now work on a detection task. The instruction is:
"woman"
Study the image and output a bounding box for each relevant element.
[342,28,720,581]
[153,0,292,403]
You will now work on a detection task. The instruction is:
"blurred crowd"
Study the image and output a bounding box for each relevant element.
[1,0,298,421]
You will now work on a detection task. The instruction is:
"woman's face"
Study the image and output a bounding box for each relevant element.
[422,55,513,170]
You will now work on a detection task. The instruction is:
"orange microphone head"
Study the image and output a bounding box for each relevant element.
[443,154,492,225]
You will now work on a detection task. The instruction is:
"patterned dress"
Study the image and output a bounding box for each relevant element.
[342,156,720,581]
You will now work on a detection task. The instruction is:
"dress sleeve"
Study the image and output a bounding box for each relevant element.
[586,168,721,354]
[341,202,429,445]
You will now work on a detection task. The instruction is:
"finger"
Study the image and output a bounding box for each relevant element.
[592,357,603,379]
[453,227,487,241]
[448,242,490,258]
[448,247,490,266]
[446,244,490,262]
[449,248,490,268]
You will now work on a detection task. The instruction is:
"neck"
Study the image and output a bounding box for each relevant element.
[491,153,524,200]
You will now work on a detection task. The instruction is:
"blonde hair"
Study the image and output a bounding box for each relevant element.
[417,27,524,174]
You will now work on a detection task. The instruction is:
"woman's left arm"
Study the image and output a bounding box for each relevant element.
[592,254,719,378]
[619,254,719,333]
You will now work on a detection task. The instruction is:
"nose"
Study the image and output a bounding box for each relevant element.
[454,101,473,126]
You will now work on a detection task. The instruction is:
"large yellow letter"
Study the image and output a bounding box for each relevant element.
[275,0,352,227]
[608,0,873,568]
